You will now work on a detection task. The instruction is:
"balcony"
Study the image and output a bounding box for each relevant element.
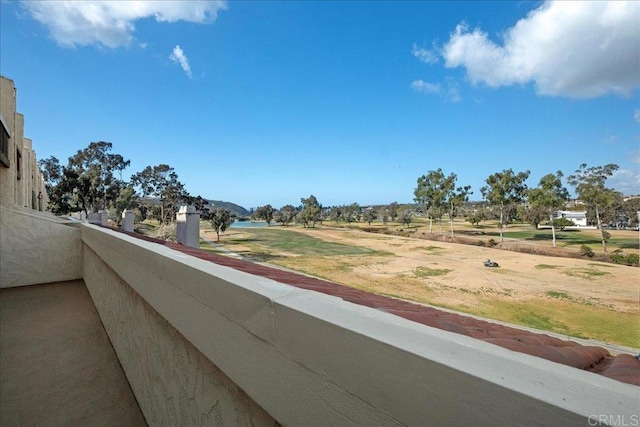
[1,206,638,426]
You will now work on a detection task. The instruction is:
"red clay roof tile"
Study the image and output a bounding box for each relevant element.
[117,229,640,386]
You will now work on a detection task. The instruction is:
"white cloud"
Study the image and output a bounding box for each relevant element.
[441,1,640,98]
[609,168,640,196]
[170,45,192,79]
[21,1,227,48]
[411,79,461,102]
[411,80,440,94]
[634,110,640,124]
[412,44,438,64]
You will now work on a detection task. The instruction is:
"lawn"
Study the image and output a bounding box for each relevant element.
[213,227,384,257]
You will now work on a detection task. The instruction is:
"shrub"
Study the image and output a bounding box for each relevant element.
[476,240,486,247]
[151,223,177,242]
[611,251,640,266]
[487,238,497,248]
[580,245,594,258]
[610,252,626,264]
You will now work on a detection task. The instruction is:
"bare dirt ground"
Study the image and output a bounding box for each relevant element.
[282,227,638,314]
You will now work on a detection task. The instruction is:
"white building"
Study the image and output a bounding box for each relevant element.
[554,210,588,227]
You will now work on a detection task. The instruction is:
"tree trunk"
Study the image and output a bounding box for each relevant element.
[549,212,557,247]
[449,204,455,239]
[499,208,504,242]
[595,205,607,253]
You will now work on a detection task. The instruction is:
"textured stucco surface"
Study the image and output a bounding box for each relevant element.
[81,224,639,425]
[0,207,82,287]
[83,244,277,426]
[0,280,146,426]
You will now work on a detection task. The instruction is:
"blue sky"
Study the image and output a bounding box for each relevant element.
[2,1,639,209]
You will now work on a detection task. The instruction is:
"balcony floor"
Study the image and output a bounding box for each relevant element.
[0,280,146,426]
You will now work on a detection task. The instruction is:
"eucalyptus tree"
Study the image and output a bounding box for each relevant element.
[131,164,189,223]
[254,204,275,225]
[621,197,640,229]
[274,204,296,226]
[400,209,413,228]
[39,142,132,215]
[445,183,472,238]
[568,163,619,253]
[387,202,399,221]
[480,169,530,242]
[210,208,235,242]
[380,209,390,225]
[414,169,455,234]
[363,208,377,225]
[67,141,130,214]
[300,195,322,228]
[527,171,570,247]
[328,206,342,223]
[342,203,362,224]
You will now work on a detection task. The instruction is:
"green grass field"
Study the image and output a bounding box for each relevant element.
[227,227,379,256]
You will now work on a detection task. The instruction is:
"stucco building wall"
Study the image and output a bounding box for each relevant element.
[0,207,83,288]
[0,76,47,211]
[83,241,277,426]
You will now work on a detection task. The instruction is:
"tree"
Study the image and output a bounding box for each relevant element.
[187,195,211,221]
[380,208,390,225]
[131,164,189,223]
[109,186,139,226]
[328,206,342,223]
[528,171,570,247]
[621,197,640,229]
[67,141,130,214]
[400,209,413,227]
[568,163,619,253]
[387,202,399,221]
[254,204,274,225]
[274,204,296,226]
[481,169,530,242]
[39,156,62,194]
[414,169,454,233]
[362,208,377,225]
[39,142,132,215]
[466,209,485,227]
[520,204,548,230]
[300,195,322,228]
[210,208,235,242]
[342,203,362,224]
[552,218,575,230]
[446,183,472,238]
[39,156,69,214]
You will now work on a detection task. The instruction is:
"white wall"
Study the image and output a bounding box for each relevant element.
[80,224,639,426]
[0,207,83,287]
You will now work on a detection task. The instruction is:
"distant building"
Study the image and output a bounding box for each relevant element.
[554,210,588,227]
[0,75,47,210]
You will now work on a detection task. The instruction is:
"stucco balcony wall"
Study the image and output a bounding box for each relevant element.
[0,206,82,288]
[80,223,639,426]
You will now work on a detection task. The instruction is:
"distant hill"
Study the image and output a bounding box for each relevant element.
[207,200,250,217]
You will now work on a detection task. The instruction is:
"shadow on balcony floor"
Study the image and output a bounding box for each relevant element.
[0,280,146,426]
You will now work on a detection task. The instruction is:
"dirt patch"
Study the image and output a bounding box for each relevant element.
[283,227,638,314]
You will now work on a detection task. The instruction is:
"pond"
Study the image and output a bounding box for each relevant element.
[229,221,272,228]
